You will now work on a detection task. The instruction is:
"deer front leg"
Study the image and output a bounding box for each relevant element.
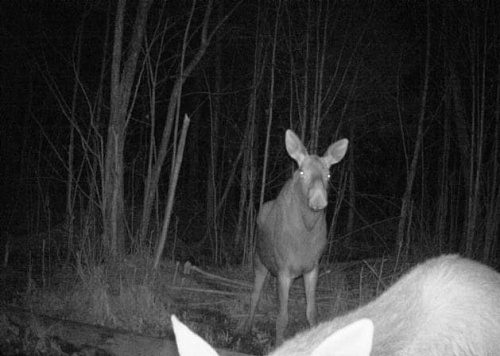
[276,271,292,346]
[303,266,319,327]
[245,254,268,333]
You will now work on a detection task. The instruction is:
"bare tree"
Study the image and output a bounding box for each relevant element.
[138,0,239,259]
[396,1,431,258]
[103,0,154,258]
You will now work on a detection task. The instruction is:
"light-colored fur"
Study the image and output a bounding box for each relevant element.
[173,255,500,356]
[271,254,500,356]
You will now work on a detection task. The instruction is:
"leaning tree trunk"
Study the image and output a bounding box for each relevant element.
[138,0,222,245]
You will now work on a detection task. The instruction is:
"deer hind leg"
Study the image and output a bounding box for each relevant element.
[303,266,319,327]
[276,271,292,346]
[245,254,269,333]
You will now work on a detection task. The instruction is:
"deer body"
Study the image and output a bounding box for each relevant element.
[173,254,500,356]
[255,179,327,279]
[271,254,500,356]
[247,130,349,345]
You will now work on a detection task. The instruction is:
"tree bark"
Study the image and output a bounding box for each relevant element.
[104,0,154,257]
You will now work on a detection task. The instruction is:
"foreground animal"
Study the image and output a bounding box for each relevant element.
[173,254,500,356]
[246,129,349,345]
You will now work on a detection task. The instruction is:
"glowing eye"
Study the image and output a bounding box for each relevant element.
[327,173,331,179]
[299,170,305,176]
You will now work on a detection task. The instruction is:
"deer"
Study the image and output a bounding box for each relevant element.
[172,254,500,356]
[245,129,349,345]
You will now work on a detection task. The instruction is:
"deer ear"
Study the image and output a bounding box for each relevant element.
[172,315,220,356]
[311,319,374,356]
[285,129,308,166]
[322,139,349,168]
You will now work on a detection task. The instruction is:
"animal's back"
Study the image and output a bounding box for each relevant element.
[271,254,500,356]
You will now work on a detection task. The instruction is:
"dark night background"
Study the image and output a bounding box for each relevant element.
[0,0,499,353]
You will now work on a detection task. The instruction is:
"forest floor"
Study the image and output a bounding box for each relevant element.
[0,253,402,355]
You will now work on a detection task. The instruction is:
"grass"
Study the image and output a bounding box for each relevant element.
[0,248,416,355]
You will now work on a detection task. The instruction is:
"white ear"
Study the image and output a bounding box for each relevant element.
[311,319,374,356]
[171,315,220,356]
[322,139,348,168]
[285,129,308,166]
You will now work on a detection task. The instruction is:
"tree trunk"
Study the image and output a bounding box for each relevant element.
[153,116,190,269]
[206,3,223,262]
[396,1,431,257]
[104,0,154,258]
[235,2,267,264]
[435,103,450,251]
[258,3,280,211]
